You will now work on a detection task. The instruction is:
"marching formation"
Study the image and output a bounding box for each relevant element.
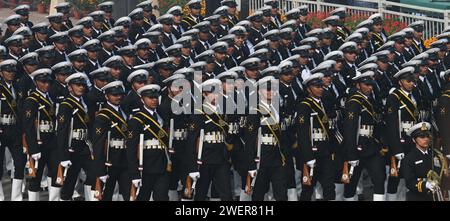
[0,0,449,201]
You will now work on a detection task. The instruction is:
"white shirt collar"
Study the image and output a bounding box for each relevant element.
[107,101,120,112]
[417,147,428,155]
[311,96,321,104]
[36,88,47,98]
[144,105,156,116]
[70,93,81,102]
[400,88,411,96]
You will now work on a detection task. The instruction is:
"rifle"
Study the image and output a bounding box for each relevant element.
[23,134,36,178]
[341,161,350,184]
[94,178,104,201]
[246,127,262,194]
[56,164,67,186]
[168,118,175,154]
[302,163,312,186]
[390,156,399,177]
[196,129,205,165]
[130,126,148,201]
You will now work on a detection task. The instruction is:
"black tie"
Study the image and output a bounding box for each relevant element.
[204,42,209,49]
[177,26,182,34]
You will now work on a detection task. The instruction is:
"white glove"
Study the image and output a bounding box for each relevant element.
[248,170,257,178]
[60,160,72,168]
[395,153,405,160]
[99,175,108,183]
[132,179,141,187]
[349,160,359,167]
[425,181,435,191]
[307,159,316,168]
[446,155,450,160]
[32,153,41,161]
[189,172,200,180]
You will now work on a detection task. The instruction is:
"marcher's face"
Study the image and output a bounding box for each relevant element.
[36,81,50,92]
[414,135,430,149]
[307,85,324,98]
[69,83,86,97]
[357,82,373,96]
[106,94,123,105]
[142,96,158,109]
[1,70,15,82]
[399,79,416,92]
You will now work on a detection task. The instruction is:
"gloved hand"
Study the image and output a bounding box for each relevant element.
[132,179,141,187]
[425,181,436,191]
[60,160,72,168]
[99,175,108,183]
[395,153,405,160]
[349,160,359,167]
[32,153,41,161]
[446,155,450,161]
[189,172,200,180]
[307,159,316,168]
[248,170,257,178]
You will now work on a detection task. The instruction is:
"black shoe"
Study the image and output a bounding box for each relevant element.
[73,196,85,201]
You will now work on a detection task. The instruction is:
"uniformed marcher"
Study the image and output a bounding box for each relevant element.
[385,66,421,201]
[339,42,359,85]
[103,55,123,81]
[85,67,112,122]
[92,81,131,201]
[128,8,146,44]
[185,79,233,201]
[57,73,94,201]
[47,13,67,39]
[342,71,386,201]
[370,13,388,51]
[136,1,157,29]
[49,62,71,114]
[97,30,117,65]
[247,11,264,46]
[4,35,24,61]
[409,21,426,56]
[181,0,204,31]
[13,5,33,28]
[243,76,287,201]
[401,122,444,201]
[16,52,38,102]
[22,68,58,201]
[0,60,26,201]
[127,84,172,201]
[278,61,300,201]
[55,2,73,30]
[159,73,189,201]
[295,73,336,201]
[221,0,239,26]
[82,39,102,75]
[436,70,450,161]
[89,11,106,38]
[50,31,70,64]
[98,1,115,30]
[264,0,283,28]
[122,69,149,117]
[0,15,22,44]
[67,25,86,54]
[30,22,49,52]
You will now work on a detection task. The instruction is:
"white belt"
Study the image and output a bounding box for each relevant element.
[0,114,16,125]
[228,122,239,134]
[72,129,87,140]
[143,139,164,149]
[173,129,187,140]
[312,128,326,141]
[401,121,414,132]
[110,139,125,149]
[39,121,54,133]
[261,134,278,145]
[359,125,374,137]
[204,132,224,143]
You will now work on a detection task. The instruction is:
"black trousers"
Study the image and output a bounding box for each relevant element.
[195,164,232,201]
[60,149,93,200]
[137,172,169,201]
[102,166,131,201]
[0,125,26,179]
[28,145,59,191]
[252,166,288,201]
[344,154,386,197]
[300,155,336,201]
[168,149,184,191]
[387,141,412,194]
